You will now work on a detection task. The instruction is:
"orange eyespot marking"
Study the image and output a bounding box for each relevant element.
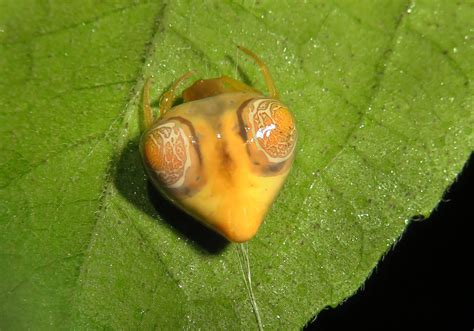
[144,121,191,188]
[238,98,297,175]
[250,99,296,162]
[142,118,205,196]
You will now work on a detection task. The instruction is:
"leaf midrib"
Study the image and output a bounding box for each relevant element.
[68,2,168,321]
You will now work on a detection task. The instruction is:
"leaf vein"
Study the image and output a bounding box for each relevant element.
[311,0,413,180]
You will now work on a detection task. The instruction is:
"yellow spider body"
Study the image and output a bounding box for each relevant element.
[140,47,297,242]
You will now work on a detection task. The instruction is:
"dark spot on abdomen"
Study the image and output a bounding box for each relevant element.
[217,141,235,183]
[266,161,285,173]
[236,98,254,143]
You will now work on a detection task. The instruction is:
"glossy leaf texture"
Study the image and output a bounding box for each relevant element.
[0,0,472,329]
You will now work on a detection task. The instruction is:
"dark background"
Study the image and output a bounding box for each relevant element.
[306,153,473,331]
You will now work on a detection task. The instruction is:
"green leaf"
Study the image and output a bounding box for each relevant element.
[1,0,472,329]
